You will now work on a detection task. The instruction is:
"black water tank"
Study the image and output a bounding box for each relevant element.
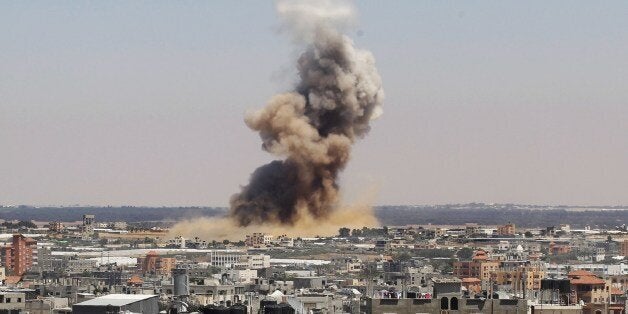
[230,304,247,314]
[202,305,231,314]
[263,303,295,314]
[260,299,277,311]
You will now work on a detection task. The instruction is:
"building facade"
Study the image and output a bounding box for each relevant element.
[137,251,176,275]
[1,234,37,276]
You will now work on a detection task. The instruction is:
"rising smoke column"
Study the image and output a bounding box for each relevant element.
[230,1,384,226]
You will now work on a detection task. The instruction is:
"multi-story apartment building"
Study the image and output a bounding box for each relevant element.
[453,250,499,283]
[37,246,54,272]
[245,233,273,247]
[51,256,98,274]
[497,223,516,236]
[81,214,95,239]
[169,236,186,249]
[1,234,37,276]
[48,221,64,232]
[568,270,613,313]
[491,265,546,292]
[137,251,176,275]
[207,251,270,269]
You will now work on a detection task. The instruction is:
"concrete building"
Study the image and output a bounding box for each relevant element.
[245,233,273,247]
[528,303,584,314]
[81,215,95,238]
[112,221,127,230]
[294,276,327,289]
[51,256,98,275]
[549,242,572,255]
[169,236,186,249]
[47,221,64,233]
[498,223,516,236]
[363,297,527,314]
[26,297,71,314]
[287,293,343,314]
[567,270,615,314]
[225,269,258,283]
[137,251,176,275]
[0,291,26,313]
[37,246,54,273]
[569,263,628,276]
[465,223,482,236]
[208,252,270,269]
[453,250,499,284]
[331,257,363,273]
[1,234,37,276]
[461,277,482,295]
[274,235,294,247]
[491,265,546,293]
[188,237,208,249]
[162,281,246,306]
[72,294,158,314]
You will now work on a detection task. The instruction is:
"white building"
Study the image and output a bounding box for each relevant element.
[208,252,270,269]
[169,236,186,249]
[225,269,258,283]
[112,221,127,230]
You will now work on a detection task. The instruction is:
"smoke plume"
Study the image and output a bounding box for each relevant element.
[230,0,384,227]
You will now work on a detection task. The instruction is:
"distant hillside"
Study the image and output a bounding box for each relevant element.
[374,205,628,228]
[0,204,625,228]
[0,206,226,222]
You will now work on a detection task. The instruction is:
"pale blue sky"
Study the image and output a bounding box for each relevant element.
[1,1,627,206]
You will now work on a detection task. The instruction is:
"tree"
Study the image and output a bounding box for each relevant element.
[338,227,351,237]
[524,231,533,238]
[1,220,37,229]
[457,247,474,260]
[351,229,362,237]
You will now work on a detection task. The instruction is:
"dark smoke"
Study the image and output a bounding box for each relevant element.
[230,1,384,226]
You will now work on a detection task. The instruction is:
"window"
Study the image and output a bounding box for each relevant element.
[450,297,458,310]
[440,297,449,310]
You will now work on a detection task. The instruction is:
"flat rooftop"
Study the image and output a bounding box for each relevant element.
[74,294,156,307]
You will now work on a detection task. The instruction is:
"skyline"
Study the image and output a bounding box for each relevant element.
[1,1,627,207]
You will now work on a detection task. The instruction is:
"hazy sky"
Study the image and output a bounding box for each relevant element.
[1,1,627,207]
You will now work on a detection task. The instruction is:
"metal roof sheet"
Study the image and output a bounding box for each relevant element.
[74,294,156,307]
